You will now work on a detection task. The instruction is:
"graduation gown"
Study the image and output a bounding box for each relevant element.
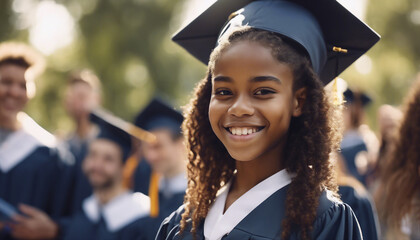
[0,114,74,239]
[133,158,152,195]
[156,170,362,240]
[64,127,100,214]
[340,131,368,185]
[339,185,380,240]
[142,174,187,240]
[64,191,150,240]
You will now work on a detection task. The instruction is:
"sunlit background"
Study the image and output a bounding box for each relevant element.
[0,0,418,135]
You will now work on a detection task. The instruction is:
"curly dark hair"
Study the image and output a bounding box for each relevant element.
[180,27,341,240]
[378,75,420,233]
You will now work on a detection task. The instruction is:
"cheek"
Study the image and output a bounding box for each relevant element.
[208,98,226,134]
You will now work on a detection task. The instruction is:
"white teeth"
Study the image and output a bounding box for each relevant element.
[229,127,259,136]
[242,128,247,135]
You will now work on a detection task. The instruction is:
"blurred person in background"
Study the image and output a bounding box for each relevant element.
[368,104,402,193]
[133,98,186,240]
[341,86,379,186]
[63,69,102,213]
[0,42,74,240]
[334,152,380,240]
[376,75,420,240]
[63,111,151,240]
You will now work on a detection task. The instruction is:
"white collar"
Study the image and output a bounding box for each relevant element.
[159,173,187,197]
[0,112,56,172]
[83,191,150,232]
[204,169,295,240]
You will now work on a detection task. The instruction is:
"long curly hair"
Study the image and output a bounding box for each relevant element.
[378,75,420,233]
[180,28,341,239]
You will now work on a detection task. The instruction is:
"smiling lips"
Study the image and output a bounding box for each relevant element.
[227,126,264,136]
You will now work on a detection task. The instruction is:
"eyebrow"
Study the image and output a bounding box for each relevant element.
[251,76,282,84]
[213,75,282,84]
[213,76,232,82]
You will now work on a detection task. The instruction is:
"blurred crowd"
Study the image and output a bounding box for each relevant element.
[0,41,419,240]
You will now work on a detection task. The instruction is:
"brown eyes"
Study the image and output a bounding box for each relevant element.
[255,89,276,95]
[214,88,276,97]
[215,89,232,96]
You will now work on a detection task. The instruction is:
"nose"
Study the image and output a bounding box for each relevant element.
[228,94,255,117]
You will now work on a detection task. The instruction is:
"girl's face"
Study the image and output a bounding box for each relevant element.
[209,41,304,162]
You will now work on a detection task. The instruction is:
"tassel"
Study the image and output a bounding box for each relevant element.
[149,171,160,217]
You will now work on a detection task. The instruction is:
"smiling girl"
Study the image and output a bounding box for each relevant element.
[156,0,379,239]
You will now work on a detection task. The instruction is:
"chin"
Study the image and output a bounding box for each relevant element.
[226,149,260,162]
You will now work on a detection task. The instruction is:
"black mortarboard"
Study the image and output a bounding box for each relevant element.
[134,98,184,136]
[90,108,156,161]
[90,111,132,162]
[343,88,372,107]
[172,0,380,84]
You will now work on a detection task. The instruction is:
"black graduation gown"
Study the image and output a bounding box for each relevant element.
[133,158,152,195]
[156,186,362,240]
[64,192,150,240]
[65,136,93,213]
[64,212,147,240]
[0,146,74,240]
[339,185,379,240]
[340,134,368,185]
[142,192,185,240]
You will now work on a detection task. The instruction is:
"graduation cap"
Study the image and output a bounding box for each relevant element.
[172,0,380,85]
[134,98,184,136]
[90,108,156,162]
[343,88,372,107]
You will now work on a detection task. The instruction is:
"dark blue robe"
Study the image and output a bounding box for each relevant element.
[0,146,75,239]
[64,192,150,240]
[339,185,380,240]
[133,158,152,195]
[65,134,95,214]
[340,132,368,185]
[142,192,185,240]
[156,186,362,240]
[64,212,148,240]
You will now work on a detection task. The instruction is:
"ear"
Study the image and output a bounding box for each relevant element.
[292,87,307,117]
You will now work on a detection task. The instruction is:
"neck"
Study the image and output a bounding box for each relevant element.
[75,116,92,139]
[0,115,20,131]
[94,182,126,205]
[233,146,285,195]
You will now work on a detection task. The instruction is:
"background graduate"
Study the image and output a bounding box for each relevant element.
[134,98,187,240]
[334,153,380,240]
[63,110,150,240]
[340,86,378,186]
[157,0,380,239]
[0,42,74,240]
[63,69,102,213]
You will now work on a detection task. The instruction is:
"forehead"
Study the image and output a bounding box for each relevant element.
[0,63,27,78]
[212,41,294,82]
[90,139,121,155]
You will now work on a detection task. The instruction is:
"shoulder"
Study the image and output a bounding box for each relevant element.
[312,190,362,239]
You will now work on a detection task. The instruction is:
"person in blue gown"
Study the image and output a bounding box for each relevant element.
[340,87,373,185]
[335,153,380,240]
[134,98,187,240]
[156,0,380,239]
[63,69,103,214]
[63,110,150,240]
[0,42,74,240]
